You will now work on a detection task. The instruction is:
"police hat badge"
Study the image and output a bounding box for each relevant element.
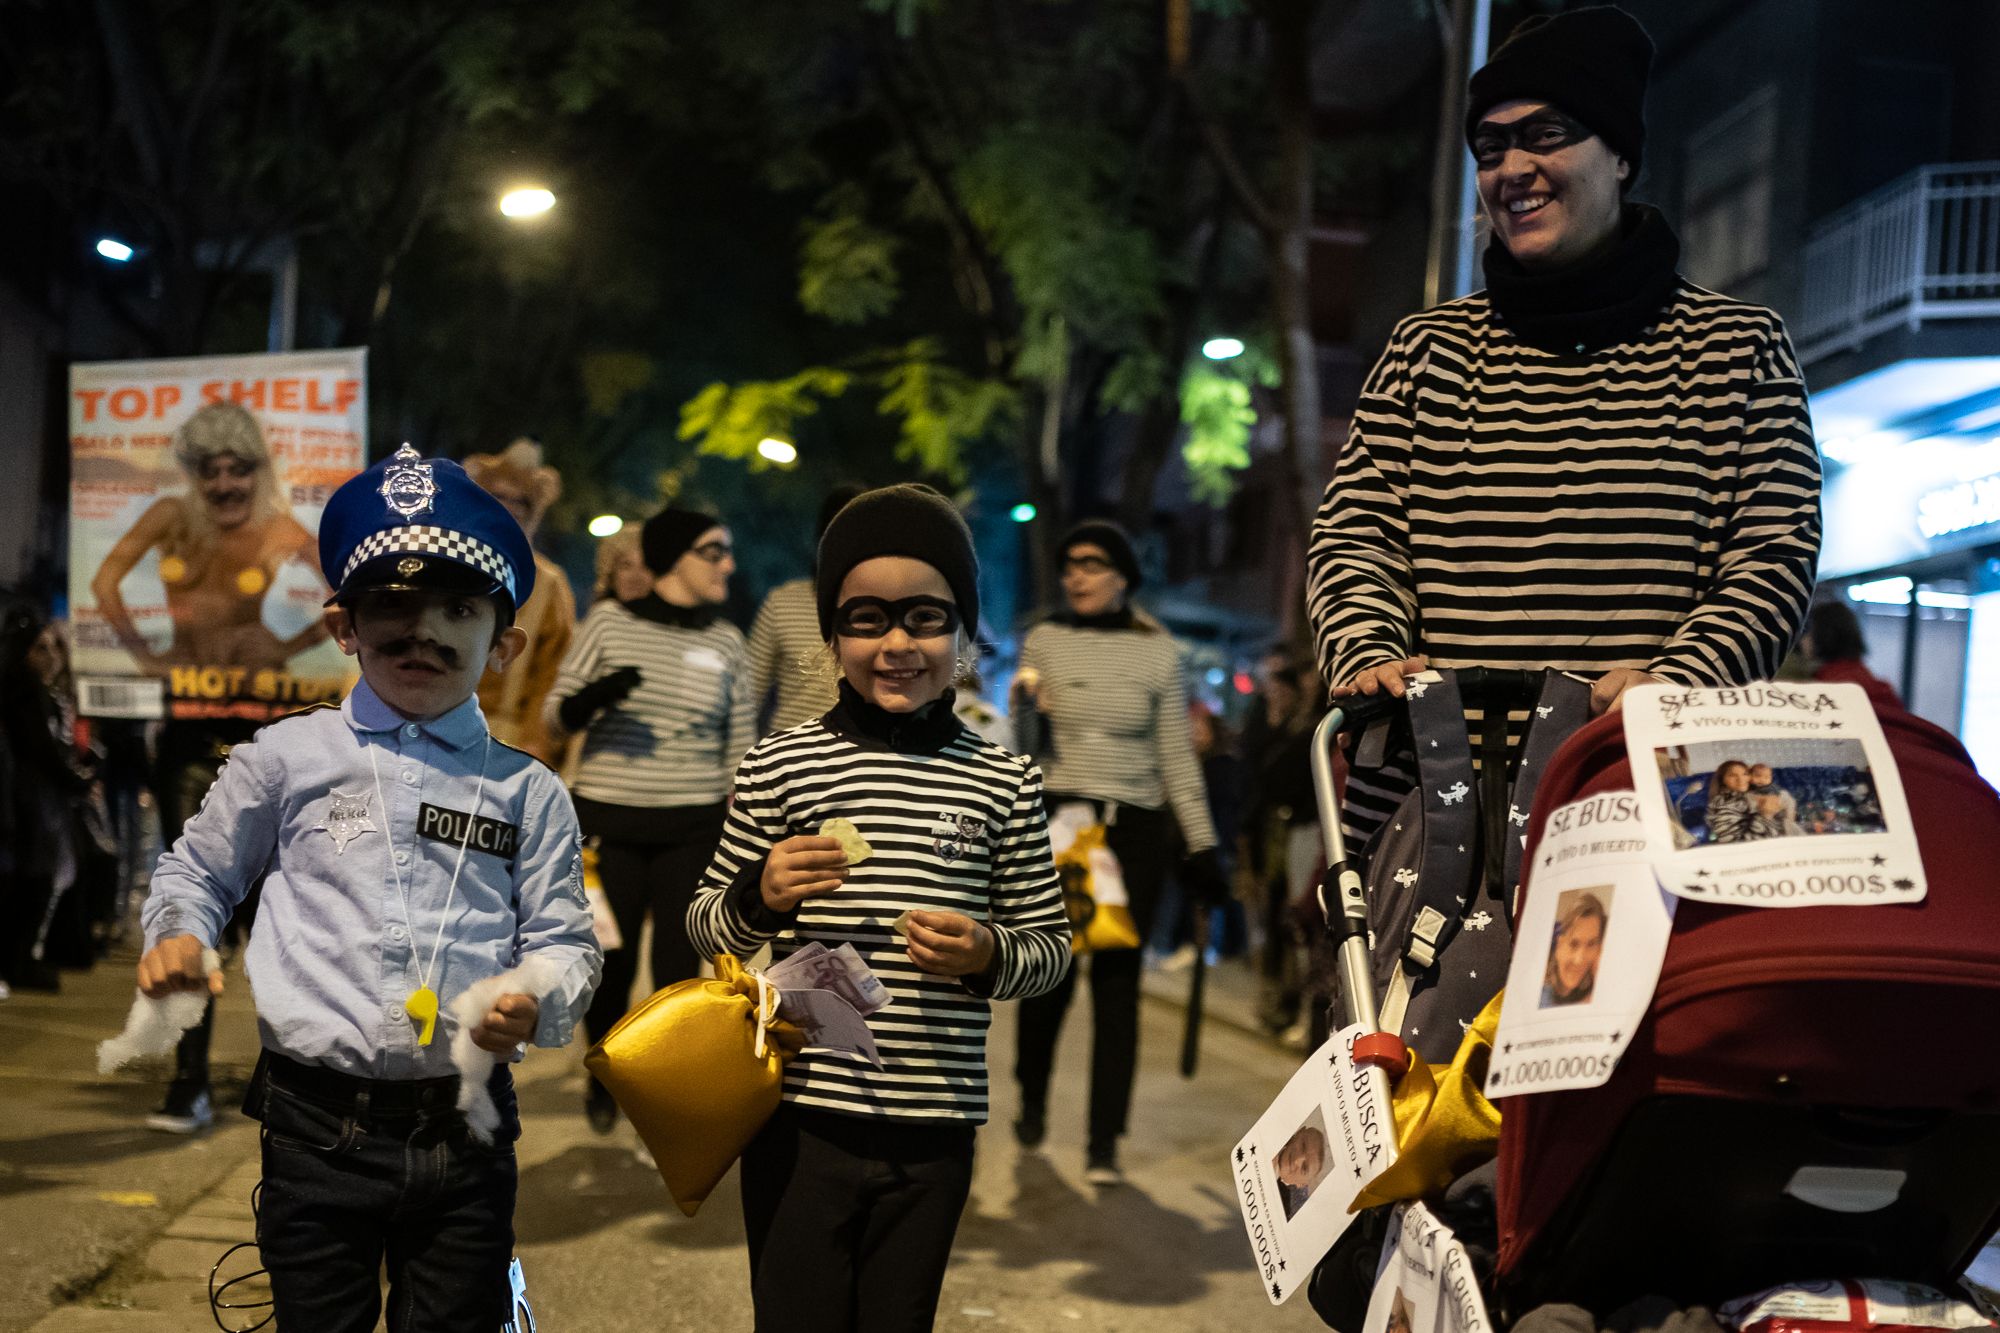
[319,445,536,616]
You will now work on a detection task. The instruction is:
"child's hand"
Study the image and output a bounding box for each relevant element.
[761,836,849,912]
[137,934,224,999]
[472,993,539,1053]
[904,911,995,978]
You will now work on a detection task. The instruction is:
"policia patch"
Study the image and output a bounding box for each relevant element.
[418,803,519,861]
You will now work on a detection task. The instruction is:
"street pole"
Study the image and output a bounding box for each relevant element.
[1422,0,1491,309]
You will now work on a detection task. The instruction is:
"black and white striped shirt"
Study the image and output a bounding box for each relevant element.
[746,577,836,735]
[547,599,755,808]
[1309,284,1821,846]
[687,712,1070,1124]
[1017,620,1218,853]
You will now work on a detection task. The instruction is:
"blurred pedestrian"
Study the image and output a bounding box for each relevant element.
[592,528,653,605]
[465,438,577,765]
[1011,519,1225,1184]
[1308,4,1820,854]
[1803,599,1901,711]
[746,482,868,736]
[1244,662,1324,1043]
[0,610,91,993]
[688,483,1068,1333]
[1152,701,1244,962]
[548,506,756,1133]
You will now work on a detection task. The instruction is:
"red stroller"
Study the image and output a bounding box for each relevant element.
[1494,704,2000,1315]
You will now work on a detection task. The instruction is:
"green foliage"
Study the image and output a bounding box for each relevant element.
[874,343,1019,482]
[797,186,903,324]
[677,367,856,469]
[1179,361,1257,505]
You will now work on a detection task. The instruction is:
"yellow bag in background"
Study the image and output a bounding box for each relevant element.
[583,955,802,1217]
[1050,802,1141,955]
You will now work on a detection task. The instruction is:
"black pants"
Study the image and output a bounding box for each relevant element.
[582,803,726,1044]
[1014,800,1173,1153]
[739,1104,975,1333]
[248,1053,519,1333]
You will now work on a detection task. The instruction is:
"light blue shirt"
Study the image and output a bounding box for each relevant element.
[143,678,601,1079]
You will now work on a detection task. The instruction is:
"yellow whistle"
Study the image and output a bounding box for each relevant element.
[406,986,439,1046]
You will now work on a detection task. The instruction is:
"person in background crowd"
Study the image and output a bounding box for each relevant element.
[1,612,91,994]
[1803,599,1902,711]
[548,506,756,1135]
[89,401,327,675]
[746,482,868,736]
[1308,5,1821,859]
[593,528,654,605]
[1153,701,1244,965]
[1011,519,1227,1185]
[465,438,577,765]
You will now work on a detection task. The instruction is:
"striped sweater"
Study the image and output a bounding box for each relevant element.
[746,577,837,735]
[686,703,1070,1123]
[545,598,755,808]
[1016,620,1218,853]
[1309,283,1822,846]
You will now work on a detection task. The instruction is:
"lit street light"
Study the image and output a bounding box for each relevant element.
[96,238,134,262]
[499,187,556,219]
[588,514,624,538]
[757,438,798,465]
[1010,503,1037,523]
[1201,337,1245,361]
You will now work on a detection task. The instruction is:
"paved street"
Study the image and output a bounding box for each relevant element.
[4,945,1327,1332]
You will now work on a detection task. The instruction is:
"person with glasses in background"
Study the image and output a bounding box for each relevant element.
[1010,520,1227,1185]
[546,506,755,1134]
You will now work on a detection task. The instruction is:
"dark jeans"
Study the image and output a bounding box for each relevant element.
[247,1053,519,1333]
[1014,800,1173,1153]
[582,804,726,1044]
[740,1104,975,1333]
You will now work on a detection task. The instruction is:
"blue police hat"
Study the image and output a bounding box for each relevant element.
[320,445,536,617]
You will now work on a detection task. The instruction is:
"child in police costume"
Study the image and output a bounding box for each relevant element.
[688,484,1071,1332]
[137,445,601,1332]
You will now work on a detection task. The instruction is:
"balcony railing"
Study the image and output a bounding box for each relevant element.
[1796,162,2000,365]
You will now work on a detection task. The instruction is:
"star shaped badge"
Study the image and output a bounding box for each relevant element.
[315,789,376,854]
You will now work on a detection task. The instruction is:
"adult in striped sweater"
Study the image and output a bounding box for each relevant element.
[1309,5,1821,851]
[688,484,1069,1332]
[1011,519,1229,1185]
[545,506,756,1132]
[744,481,867,736]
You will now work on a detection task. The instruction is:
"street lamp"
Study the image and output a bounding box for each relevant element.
[499,187,556,219]
[1009,503,1037,523]
[756,438,798,465]
[96,238,135,262]
[588,514,624,538]
[1201,337,1245,361]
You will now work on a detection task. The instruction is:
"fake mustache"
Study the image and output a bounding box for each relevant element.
[377,638,458,669]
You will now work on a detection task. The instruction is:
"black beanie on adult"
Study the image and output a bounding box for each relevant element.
[1465,6,1654,176]
[1062,519,1143,592]
[641,506,720,575]
[815,484,979,639]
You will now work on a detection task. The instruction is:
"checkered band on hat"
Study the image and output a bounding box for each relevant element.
[339,524,516,600]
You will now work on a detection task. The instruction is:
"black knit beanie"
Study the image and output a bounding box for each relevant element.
[1465,6,1654,175]
[1062,519,1143,592]
[815,484,979,639]
[641,506,721,575]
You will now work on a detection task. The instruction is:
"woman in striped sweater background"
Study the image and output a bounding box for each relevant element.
[688,484,1068,1331]
[1011,519,1228,1185]
[545,506,756,1132]
[1309,6,1821,853]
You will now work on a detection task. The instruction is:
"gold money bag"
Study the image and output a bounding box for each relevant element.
[583,955,803,1217]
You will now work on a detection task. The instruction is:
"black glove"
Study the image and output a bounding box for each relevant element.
[558,665,642,733]
[1182,848,1231,909]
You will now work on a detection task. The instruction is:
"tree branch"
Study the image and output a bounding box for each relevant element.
[1176,76,1279,237]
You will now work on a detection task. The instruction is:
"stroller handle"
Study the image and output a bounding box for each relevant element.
[1311,704,1386,1037]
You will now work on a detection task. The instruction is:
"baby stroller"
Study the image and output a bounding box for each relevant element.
[1306,682,2000,1323]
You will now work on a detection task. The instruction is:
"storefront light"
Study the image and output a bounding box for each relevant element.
[1846,576,1914,605]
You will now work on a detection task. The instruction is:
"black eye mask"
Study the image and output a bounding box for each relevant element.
[834,596,961,640]
[1471,111,1594,168]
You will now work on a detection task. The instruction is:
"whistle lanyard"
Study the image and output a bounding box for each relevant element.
[368,733,490,1044]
